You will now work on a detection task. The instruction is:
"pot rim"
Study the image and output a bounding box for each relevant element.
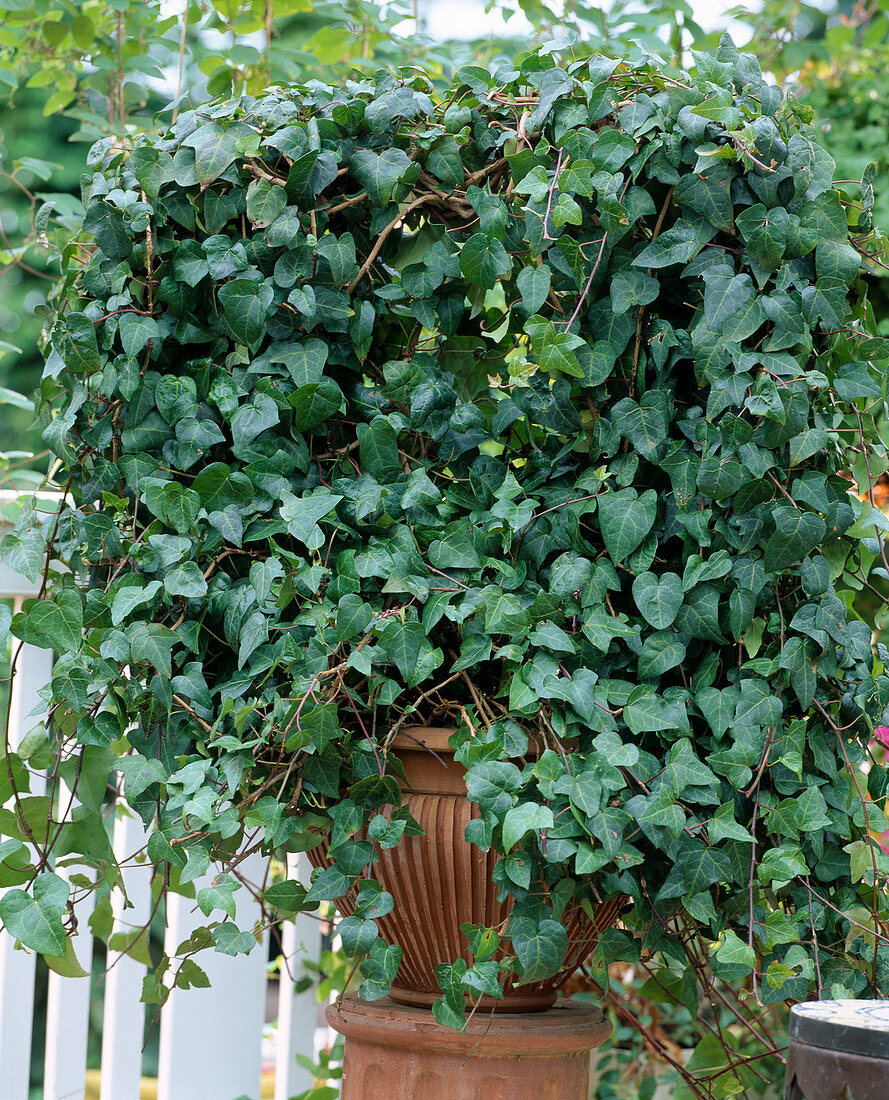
[389,726,457,754]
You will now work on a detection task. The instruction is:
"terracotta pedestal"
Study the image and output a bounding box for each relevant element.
[327,995,611,1100]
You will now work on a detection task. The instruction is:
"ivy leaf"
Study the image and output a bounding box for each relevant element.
[218,280,274,346]
[610,269,659,315]
[339,915,379,956]
[213,924,259,956]
[465,762,522,815]
[516,266,551,314]
[118,314,159,359]
[378,619,440,687]
[197,875,239,919]
[280,490,342,548]
[246,179,286,227]
[348,147,412,205]
[675,163,735,231]
[182,121,255,185]
[638,632,686,679]
[460,233,512,289]
[501,803,554,851]
[128,146,174,200]
[632,572,682,629]
[16,590,83,653]
[305,865,350,904]
[164,562,208,599]
[611,393,668,460]
[634,221,706,267]
[231,393,279,450]
[598,488,657,563]
[763,509,827,571]
[703,265,754,328]
[127,622,176,676]
[0,872,69,956]
[111,579,162,626]
[56,313,99,373]
[509,916,568,982]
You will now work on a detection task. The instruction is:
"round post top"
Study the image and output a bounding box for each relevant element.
[790,1001,889,1059]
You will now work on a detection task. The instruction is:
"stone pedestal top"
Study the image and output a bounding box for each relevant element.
[328,995,612,1100]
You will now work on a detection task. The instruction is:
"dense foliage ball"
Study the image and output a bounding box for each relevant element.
[7,37,889,1033]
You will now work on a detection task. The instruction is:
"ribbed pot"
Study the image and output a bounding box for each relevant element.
[309,726,622,1012]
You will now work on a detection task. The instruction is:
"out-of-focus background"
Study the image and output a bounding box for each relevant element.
[1,0,889,471]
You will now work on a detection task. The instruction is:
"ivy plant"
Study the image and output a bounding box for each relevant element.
[5,36,889,1093]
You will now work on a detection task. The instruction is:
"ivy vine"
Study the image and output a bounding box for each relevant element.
[5,36,889,1093]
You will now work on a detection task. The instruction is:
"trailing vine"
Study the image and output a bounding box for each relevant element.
[4,37,889,1095]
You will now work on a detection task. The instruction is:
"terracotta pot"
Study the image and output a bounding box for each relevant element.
[309,726,622,1012]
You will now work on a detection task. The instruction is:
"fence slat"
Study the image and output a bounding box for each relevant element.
[43,769,95,1100]
[100,807,153,1100]
[157,856,268,1100]
[0,631,53,1100]
[43,920,94,1100]
[275,852,322,1100]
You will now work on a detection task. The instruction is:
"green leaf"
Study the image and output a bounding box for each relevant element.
[502,803,554,851]
[357,418,401,481]
[129,146,174,200]
[0,872,68,956]
[763,508,827,571]
[610,269,659,316]
[16,590,82,653]
[118,314,160,359]
[280,490,342,548]
[637,631,686,679]
[349,147,412,205]
[460,233,512,289]
[703,265,754,328]
[197,875,239,918]
[218,280,274,347]
[590,130,635,172]
[466,761,522,815]
[246,179,286,228]
[714,930,755,976]
[597,488,657,563]
[44,935,89,978]
[56,313,99,373]
[127,622,176,676]
[213,924,259,956]
[289,379,342,431]
[182,121,255,185]
[379,619,440,687]
[611,392,668,460]
[634,221,706,267]
[305,865,350,903]
[339,915,379,956]
[516,265,551,314]
[675,164,735,232]
[632,571,682,629]
[164,562,208,599]
[118,754,169,798]
[509,916,568,982]
[111,579,162,626]
[231,393,279,450]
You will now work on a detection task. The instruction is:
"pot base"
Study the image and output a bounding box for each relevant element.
[327,994,611,1100]
[388,985,557,1013]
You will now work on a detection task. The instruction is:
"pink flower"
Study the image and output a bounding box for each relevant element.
[873,727,889,750]
[876,830,889,856]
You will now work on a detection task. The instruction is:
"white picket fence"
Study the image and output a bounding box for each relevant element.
[0,496,324,1100]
